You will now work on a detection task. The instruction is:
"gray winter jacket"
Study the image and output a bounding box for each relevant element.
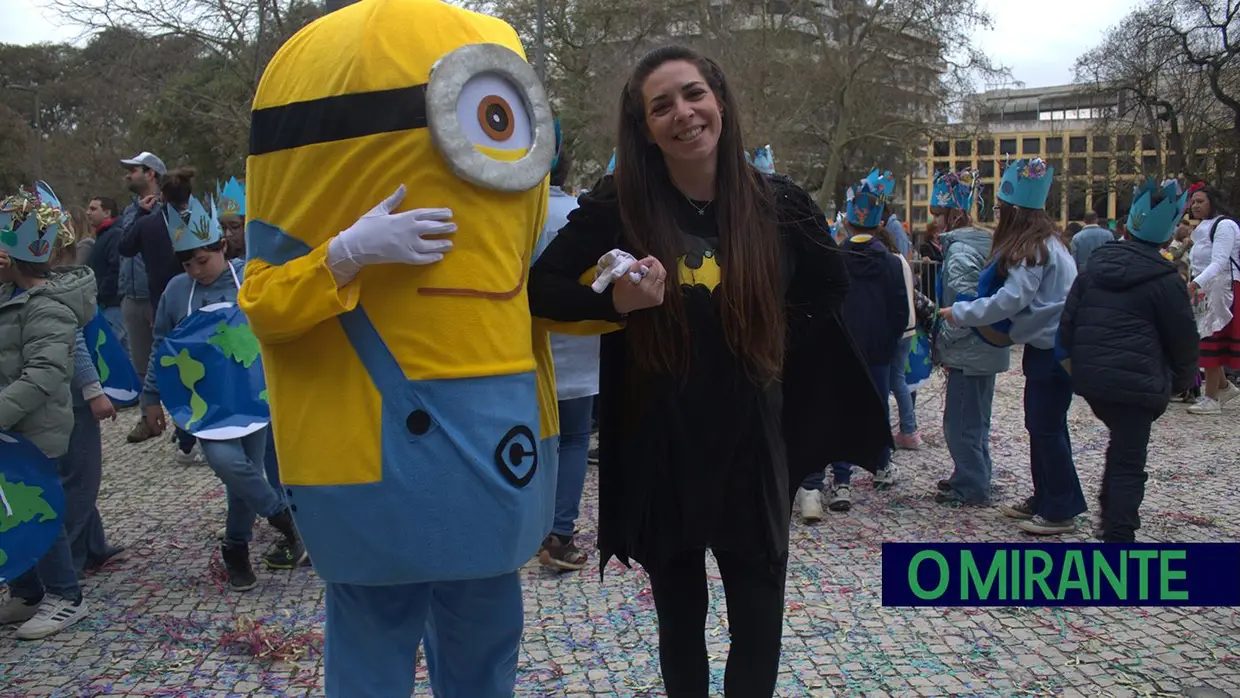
[0,266,97,457]
[936,227,1011,376]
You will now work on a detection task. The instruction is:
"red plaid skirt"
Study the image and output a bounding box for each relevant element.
[1201,280,1240,369]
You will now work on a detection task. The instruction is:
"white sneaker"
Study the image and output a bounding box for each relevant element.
[14,595,88,640]
[1188,397,1222,415]
[874,465,900,489]
[0,596,41,625]
[175,443,204,465]
[796,487,823,522]
[1219,382,1240,406]
[828,485,852,512]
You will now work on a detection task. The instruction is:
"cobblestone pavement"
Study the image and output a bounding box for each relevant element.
[4,357,1240,697]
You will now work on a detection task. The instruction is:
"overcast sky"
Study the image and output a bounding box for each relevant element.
[3,0,1145,89]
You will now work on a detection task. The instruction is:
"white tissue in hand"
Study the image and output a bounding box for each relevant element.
[592,249,640,293]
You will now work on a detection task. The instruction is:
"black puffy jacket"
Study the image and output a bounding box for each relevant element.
[87,219,123,307]
[1059,240,1199,411]
[840,236,909,366]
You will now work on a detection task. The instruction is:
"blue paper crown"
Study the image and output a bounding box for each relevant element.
[845,169,894,229]
[552,118,562,170]
[1128,178,1188,245]
[165,194,223,253]
[998,158,1054,210]
[751,145,775,175]
[217,177,245,218]
[0,181,65,263]
[931,168,979,211]
[605,149,616,176]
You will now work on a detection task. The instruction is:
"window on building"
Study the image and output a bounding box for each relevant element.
[1069,136,1088,153]
[1142,133,1159,150]
[955,140,972,156]
[977,183,995,223]
[1022,137,1040,154]
[912,183,928,202]
[1116,183,1134,220]
[1168,152,1183,173]
[934,160,950,175]
[1117,155,1137,174]
[955,160,971,172]
[1045,137,1063,154]
[1047,158,1063,174]
[933,140,950,157]
[1069,158,1087,176]
[1091,184,1111,219]
[978,160,995,178]
[977,139,995,156]
[1068,183,1087,220]
[1000,138,1017,155]
[1046,180,1063,221]
[1092,157,1109,176]
[914,160,929,178]
[1093,135,1111,152]
[1116,135,1136,152]
[1142,154,1160,172]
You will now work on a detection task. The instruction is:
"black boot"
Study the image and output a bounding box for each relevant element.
[263,508,308,570]
[220,542,257,591]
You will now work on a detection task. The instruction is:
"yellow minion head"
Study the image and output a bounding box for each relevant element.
[246,0,554,381]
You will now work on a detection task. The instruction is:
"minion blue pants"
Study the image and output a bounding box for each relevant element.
[324,572,523,697]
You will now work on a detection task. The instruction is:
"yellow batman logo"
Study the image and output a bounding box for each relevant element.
[678,249,721,291]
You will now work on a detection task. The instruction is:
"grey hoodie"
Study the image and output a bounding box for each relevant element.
[936,227,1012,376]
[0,266,98,457]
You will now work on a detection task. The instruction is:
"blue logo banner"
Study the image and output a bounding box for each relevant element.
[153,303,270,441]
[882,542,1240,606]
[84,308,141,406]
[0,431,66,584]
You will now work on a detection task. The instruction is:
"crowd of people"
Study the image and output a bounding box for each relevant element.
[2,0,1238,693]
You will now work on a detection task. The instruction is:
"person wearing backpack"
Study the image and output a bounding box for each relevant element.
[1186,184,1240,414]
[1058,179,1198,541]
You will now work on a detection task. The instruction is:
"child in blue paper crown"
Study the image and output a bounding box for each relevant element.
[939,158,1086,535]
[139,173,305,591]
[0,182,99,639]
[1058,179,1198,542]
[796,169,907,519]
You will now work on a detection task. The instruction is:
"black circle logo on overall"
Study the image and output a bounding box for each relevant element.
[494,425,538,488]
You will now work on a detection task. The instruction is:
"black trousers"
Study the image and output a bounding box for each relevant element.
[644,548,787,697]
[1088,400,1162,543]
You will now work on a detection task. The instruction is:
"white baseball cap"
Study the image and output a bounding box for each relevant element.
[120,152,167,176]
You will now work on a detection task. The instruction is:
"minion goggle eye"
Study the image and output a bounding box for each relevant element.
[248,43,554,194]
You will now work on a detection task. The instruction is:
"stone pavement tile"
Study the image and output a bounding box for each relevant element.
[4,364,1240,696]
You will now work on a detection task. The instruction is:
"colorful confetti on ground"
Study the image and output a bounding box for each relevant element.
[4,351,1240,696]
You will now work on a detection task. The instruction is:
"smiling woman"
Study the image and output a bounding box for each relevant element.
[527,44,892,697]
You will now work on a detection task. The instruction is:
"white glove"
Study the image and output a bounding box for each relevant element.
[591,249,649,293]
[326,185,456,286]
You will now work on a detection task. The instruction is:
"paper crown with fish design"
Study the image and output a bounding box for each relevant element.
[0,181,66,263]
[845,169,894,229]
[998,158,1054,210]
[1128,178,1188,245]
[605,149,616,176]
[165,194,223,253]
[749,145,775,175]
[216,177,246,218]
[932,168,979,211]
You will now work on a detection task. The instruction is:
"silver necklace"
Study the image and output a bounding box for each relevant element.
[685,195,711,215]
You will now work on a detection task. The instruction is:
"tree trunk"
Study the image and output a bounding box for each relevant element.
[815,115,851,213]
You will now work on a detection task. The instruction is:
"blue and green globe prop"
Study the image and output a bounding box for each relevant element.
[85,308,141,406]
[0,431,66,584]
[153,302,270,441]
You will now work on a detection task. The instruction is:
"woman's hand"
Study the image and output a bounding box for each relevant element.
[1188,281,1200,298]
[612,256,667,314]
[89,395,117,422]
[144,404,166,434]
[938,305,955,326]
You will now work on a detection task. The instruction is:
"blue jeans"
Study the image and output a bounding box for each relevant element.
[942,370,996,504]
[1023,347,1087,521]
[552,396,593,538]
[890,336,917,434]
[804,364,891,489]
[11,460,81,602]
[58,405,114,571]
[101,304,129,356]
[199,430,283,544]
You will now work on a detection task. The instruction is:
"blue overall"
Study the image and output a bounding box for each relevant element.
[251,222,558,697]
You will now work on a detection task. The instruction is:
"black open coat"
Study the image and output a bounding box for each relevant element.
[528,174,892,571]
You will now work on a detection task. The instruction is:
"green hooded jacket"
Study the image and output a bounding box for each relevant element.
[0,266,97,458]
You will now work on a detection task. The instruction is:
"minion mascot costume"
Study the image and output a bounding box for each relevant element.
[238,0,559,694]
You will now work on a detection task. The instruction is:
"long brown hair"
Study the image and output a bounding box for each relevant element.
[161,167,196,207]
[930,206,972,233]
[990,202,1059,274]
[614,45,785,385]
